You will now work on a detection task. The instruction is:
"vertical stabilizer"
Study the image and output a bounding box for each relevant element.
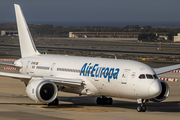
[14,4,40,58]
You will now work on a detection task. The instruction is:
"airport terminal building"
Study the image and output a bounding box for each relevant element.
[69,32,140,38]
[174,33,180,42]
[1,30,18,36]
[69,32,168,40]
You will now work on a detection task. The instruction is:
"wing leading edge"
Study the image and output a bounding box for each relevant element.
[154,64,180,75]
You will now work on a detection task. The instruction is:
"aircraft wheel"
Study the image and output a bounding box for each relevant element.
[107,98,113,105]
[48,98,59,106]
[137,105,142,112]
[137,105,146,112]
[96,97,102,105]
[141,105,146,112]
[96,97,113,105]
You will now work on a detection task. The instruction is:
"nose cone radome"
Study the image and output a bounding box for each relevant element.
[149,80,161,97]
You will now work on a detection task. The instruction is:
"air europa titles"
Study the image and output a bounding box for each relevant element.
[80,63,120,82]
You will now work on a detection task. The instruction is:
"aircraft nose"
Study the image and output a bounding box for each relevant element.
[149,80,161,97]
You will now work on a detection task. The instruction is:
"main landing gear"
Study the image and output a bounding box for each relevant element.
[136,99,148,112]
[96,96,113,105]
[48,98,59,106]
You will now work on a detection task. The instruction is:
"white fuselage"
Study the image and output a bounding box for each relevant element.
[15,54,161,100]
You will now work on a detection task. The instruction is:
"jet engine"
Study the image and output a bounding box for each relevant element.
[26,79,58,103]
[151,79,169,102]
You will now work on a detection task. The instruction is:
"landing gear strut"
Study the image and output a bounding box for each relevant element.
[136,99,148,112]
[48,98,59,106]
[96,96,113,105]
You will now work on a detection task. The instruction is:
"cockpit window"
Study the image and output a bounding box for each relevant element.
[139,74,158,79]
[153,74,158,79]
[139,74,145,79]
[146,74,153,79]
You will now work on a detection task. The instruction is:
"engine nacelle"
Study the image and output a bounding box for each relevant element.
[26,78,58,103]
[151,79,170,102]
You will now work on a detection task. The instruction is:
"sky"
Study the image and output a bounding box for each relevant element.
[0,0,180,26]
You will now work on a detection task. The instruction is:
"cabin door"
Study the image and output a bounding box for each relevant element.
[26,61,30,74]
[121,69,130,84]
[50,63,56,76]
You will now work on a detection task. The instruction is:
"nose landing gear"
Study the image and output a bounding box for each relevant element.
[137,104,146,112]
[137,99,148,112]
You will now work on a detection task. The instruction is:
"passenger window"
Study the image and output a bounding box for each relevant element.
[146,74,153,79]
[139,74,145,79]
[153,74,158,79]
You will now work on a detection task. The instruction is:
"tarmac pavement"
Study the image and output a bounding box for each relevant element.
[0,66,179,120]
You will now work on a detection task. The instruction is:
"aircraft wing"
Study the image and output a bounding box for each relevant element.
[0,71,85,87]
[154,64,180,75]
[0,71,31,79]
[0,62,22,68]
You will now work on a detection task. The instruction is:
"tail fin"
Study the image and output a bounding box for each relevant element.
[14,4,40,58]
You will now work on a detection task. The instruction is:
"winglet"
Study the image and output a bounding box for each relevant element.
[14,4,40,58]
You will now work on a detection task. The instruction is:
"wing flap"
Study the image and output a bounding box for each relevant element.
[154,64,180,75]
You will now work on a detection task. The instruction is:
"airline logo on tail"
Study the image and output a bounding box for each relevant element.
[80,63,120,82]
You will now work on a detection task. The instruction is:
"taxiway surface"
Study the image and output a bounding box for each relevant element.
[0,66,179,120]
[1,44,180,57]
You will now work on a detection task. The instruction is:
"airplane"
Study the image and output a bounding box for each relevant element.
[0,4,180,112]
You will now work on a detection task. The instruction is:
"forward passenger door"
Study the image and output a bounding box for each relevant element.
[121,69,130,84]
